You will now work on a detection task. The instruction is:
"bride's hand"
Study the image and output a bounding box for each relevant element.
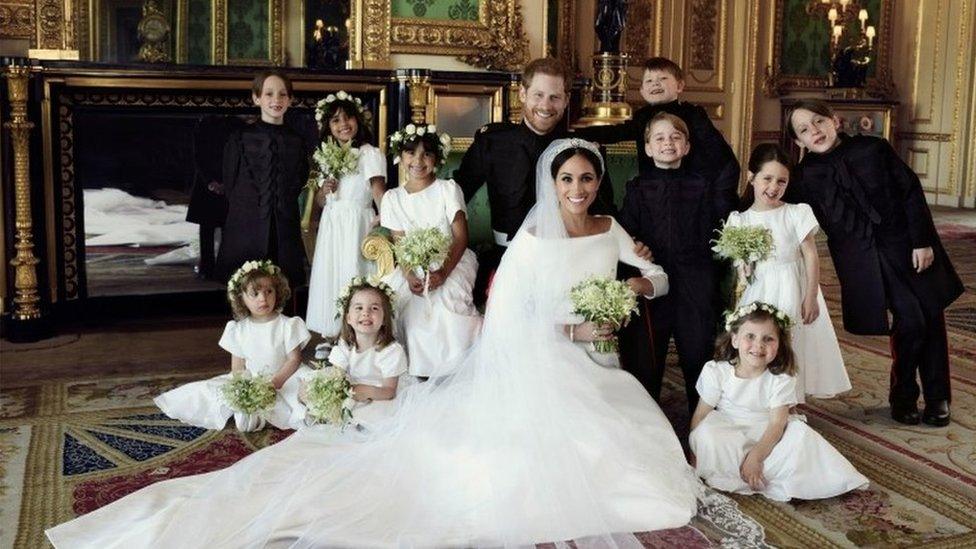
[404,270,425,295]
[572,321,615,342]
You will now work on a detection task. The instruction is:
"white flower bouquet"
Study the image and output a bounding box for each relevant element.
[392,227,451,278]
[309,138,360,189]
[570,276,640,354]
[304,367,355,425]
[221,372,277,415]
[711,223,774,284]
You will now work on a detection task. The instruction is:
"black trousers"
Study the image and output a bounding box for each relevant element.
[880,254,952,404]
[473,244,507,308]
[645,275,717,413]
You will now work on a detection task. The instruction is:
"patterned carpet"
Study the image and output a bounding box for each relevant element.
[2,233,974,548]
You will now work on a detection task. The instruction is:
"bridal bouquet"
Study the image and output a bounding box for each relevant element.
[309,138,360,190]
[570,276,639,354]
[711,223,774,284]
[303,367,355,426]
[221,372,277,415]
[392,227,451,278]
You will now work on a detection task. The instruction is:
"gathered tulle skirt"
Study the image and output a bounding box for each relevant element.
[306,201,375,336]
[739,260,851,401]
[48,334,700,548]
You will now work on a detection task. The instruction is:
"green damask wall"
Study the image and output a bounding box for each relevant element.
[780,0,881,76]
[227,0,269,61]
[391,0,480,20]
[187,0,212,64]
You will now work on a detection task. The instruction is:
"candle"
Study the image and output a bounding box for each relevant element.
[840,0,850,11]
[866,25,876,47]
[858,8,868,31]
[828,7,838,22]
[833,24,843,44]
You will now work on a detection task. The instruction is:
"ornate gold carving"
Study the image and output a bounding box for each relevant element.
[623,0,653,65]
[407,73,431,124]
[689,0,718,70]
[350,0,391,67]
[137,0,172,63]
[896,132,953,143]
[0,2,34,39]
[554,0,577,73]
[362,231,395,278]
[765,0,895,98]
[507,77,521,124]
[270,0,283,65]
[454,0,528,71]
[213,0,226,63]
[36,0,63,48]
[3,65,42,320]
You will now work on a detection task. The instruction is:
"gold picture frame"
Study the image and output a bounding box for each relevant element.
[350,0,527,70]
[214,0,285,66]
[764,0,895,98]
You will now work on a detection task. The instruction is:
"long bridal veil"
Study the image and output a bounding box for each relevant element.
[56,139,699,549]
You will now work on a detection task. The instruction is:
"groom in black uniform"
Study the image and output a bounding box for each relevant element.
[455,58,617,296]
[455,57,659,395]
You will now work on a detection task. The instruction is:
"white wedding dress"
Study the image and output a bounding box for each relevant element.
[47,140,701,549]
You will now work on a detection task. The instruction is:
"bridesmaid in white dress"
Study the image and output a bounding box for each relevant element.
[380,124,482,376]
[689,302,868,501]
[155,260,311,431]
[726,144,851,402]
[306,92,387,341]
[47,139,700,549]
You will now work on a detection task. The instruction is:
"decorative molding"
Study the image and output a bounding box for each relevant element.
[683,0,727,92]
[213,0,226,64]
[623,0,654,67]
[689,0,718,70]
[764,0,896,98]
[36,0,64,49]
[453,0,528,71]
[0,1,35,39]
[176,0,188,63]
[896,132,953,142]
[906,147,929,178]
[349,0,391,67]
[947,0,971,196]
[270,0,283,65]
[554,0,576,73]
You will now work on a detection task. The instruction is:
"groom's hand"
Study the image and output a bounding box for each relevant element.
[633,240,653,262]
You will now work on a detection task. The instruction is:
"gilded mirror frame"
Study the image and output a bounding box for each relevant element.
[764,0,895,97]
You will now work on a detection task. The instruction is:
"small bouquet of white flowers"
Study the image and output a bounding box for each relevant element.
[309,138,360,190]
[221,372,277,416]
[711,223,774,284]
[303,367,355,426]
[570,276,640,354]
[392,227,451,278]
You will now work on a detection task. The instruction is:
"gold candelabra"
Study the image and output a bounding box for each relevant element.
[807,0,876,90]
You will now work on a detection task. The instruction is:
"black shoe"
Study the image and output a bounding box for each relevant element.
[890,401,920,425]
[922,400,950,427]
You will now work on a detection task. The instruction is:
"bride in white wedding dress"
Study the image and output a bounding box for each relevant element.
[47,139,701,549]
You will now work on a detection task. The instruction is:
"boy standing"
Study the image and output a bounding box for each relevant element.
[619,113,738,411]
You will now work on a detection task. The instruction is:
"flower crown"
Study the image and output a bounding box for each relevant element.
[315,90,367,125]
[227,260,280,295]
[334,276,397,320]
[389,124,452,166]
[723,301,793,333]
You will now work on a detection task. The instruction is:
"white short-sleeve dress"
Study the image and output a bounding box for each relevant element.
[155,314,312,430]
[689,360,868,501]
[727,203,851,401]
[380,178,482,376]
[307,144,387,336]
[316,339,411,428]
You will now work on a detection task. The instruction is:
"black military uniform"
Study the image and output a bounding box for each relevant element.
[215,120,310,288]
[790,134,963,423]
[619,164,737,410]
[454,121,615,301]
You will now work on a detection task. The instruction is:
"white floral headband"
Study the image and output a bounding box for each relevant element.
[724,301,793,333]
[315,90,367,126]
[227,260,280,295]
[389,123,452,166]
[335,275,397,320]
